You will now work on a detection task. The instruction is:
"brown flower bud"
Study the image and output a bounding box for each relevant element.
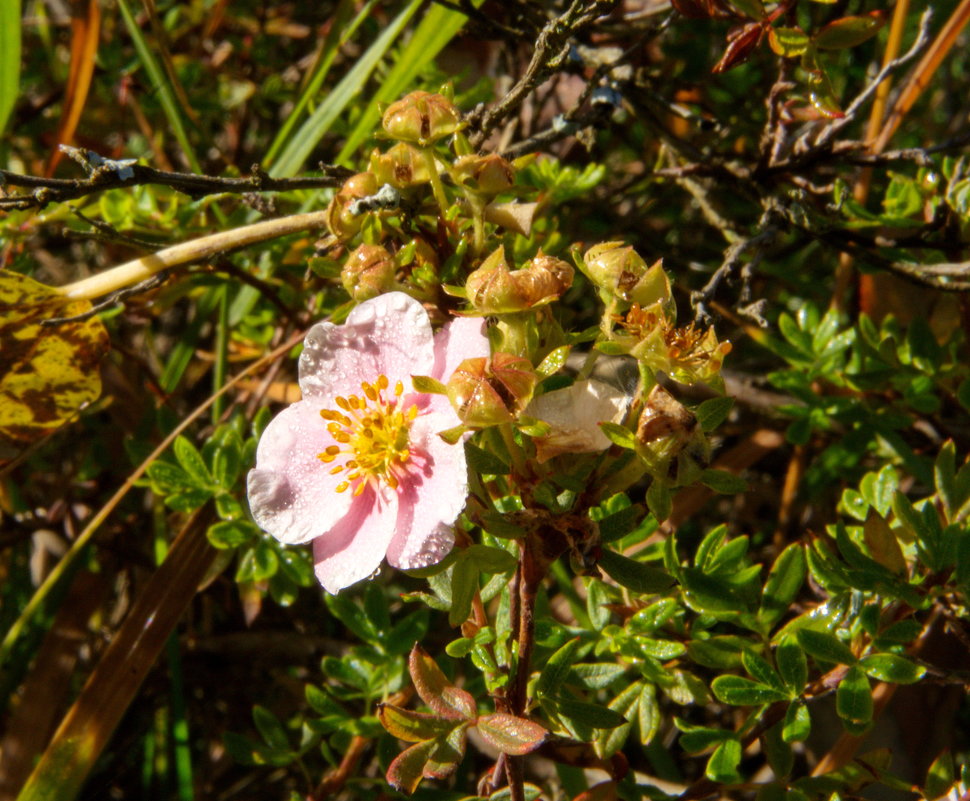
[466,247,573,314]
[368,143,430,189]
[465,247,531,314]
[340,244,397,300]
[583,241,670,306]
[326,172,379,240]
[452,154,515,196]
[446,353,537,428]
[382,91,462,146]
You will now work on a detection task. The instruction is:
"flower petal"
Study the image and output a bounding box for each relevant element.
[528,379,630,463]
[246,400,353,544]
[313,485,398,593]
[431,315,490,384]
[386,414,465,570]
[299,293,436,399]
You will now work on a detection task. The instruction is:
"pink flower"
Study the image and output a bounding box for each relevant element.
[246,293,489,593]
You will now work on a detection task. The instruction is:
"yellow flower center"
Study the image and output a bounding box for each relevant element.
[318,374,419,495]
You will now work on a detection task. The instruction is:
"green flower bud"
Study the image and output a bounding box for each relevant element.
[340,244,397,300]
[583,241,670,306]
[465,247,531,314]
[446,352,537,428]
[326,172,379,241]
[466,247,573,314]
[382,91,462,146]
[452,154,515,196]
[368,143,430,189]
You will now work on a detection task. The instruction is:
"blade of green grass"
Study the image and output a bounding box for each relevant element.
[263,0,374,166]
[0,0,21,136]
[116,0,200,172]
[268,0,422,179]
[336,0,483,165]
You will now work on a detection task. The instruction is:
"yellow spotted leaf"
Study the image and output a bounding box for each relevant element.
[0,269,108,445]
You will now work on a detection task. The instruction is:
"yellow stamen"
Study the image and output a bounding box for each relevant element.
[317,373,419,495]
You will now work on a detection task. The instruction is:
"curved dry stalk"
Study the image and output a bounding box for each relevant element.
[58,209,332,300]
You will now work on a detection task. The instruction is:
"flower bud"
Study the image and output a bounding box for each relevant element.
[583,241,670,306]
[326,172,379,240]
[340,244,397,300]
[519,251,574,301]
[446,353,537,428]
[368,143,430,189]
[453,154,515,196]
[465,247,531,314]
[466,247,573,314]
[382,91,462,146]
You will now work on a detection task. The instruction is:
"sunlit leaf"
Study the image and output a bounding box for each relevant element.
[408,645,476,720]
[0,269,108,449]
[475,713,547,755]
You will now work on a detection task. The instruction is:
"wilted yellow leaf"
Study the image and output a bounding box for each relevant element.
[0,269,108,445]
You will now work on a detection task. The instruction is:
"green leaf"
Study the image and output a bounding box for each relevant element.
[763,721,793,778]
[174,436,213,485]
[676,720,732,752]
[695,396,734,432]
[776,636,808,694]
[476,713,547,755]
[628,598,678,634]
[0,0,20,136]
[146,460,192,494]
[412,374,447,395]
[711,675,789,705]
[768,26,809,57]
[465,442,511,475]
[571,663,627,690]
[535,345,571,379]
[814,13,886,50]
[206,520,257,549]
[553,697,628,730]
[706,737,742,783]
[638,683,660,744]
[537,638,583,698]
[758,544,806,628]
[858,653,926,684]
[449,558,478,627]
[253,705,290,752]
[597,504,645,544]
[464,544,517,574]
[742,650,786,692]
[597,550,674,594]
[600,421,637,449]
[782,700,811,743]
[836,665,872,731]
[595,682,640,757]
[385,738,437,794]
[925,749,956,800]
[796,628,856,665]
[646,480,672,522]
[699,469,748,494]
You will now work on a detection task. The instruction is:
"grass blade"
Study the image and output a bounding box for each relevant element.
[15,505,216,801]
[116,0,200,171]
[0,0,21,136]
[268,0,422,179]
[337,1,483,165]
[263,0,373,165]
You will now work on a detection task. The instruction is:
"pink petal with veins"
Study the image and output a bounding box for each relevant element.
[300,293,436,399]
[246,400,354,544]
[313,486,399,593]
[385,414,467,570]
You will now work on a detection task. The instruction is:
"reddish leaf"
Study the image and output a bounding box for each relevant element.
[670,0,729,18]
[574,781,620,801]
[712,23,765,73]
[386,739,436,794]
[408,644,476,720]
[378,703,460,743]
[476,713,548,755]
[814,12,886,50]
[768,26,809,57]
